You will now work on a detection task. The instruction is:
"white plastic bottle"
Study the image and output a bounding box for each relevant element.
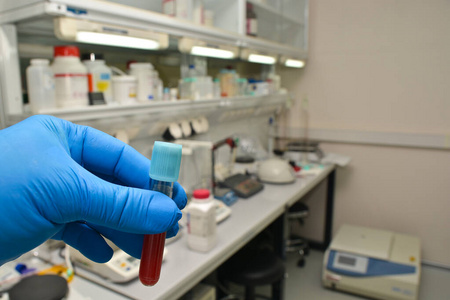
[82,53,113,104]
[187,189,217,252]
[128,62,155,102]
[51,46,89,108]
[26,59,56,113]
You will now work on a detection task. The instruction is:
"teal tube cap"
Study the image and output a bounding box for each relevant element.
[149,141,182,182]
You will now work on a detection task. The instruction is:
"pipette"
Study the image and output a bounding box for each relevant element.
[139,141,182,286]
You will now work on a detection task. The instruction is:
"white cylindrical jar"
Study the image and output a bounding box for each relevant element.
[82,53,113,104]
[112,75,137,104]
[26,59,56,113]
[187,189,217,252]
[128,62,155,102]
[51,46,89,108]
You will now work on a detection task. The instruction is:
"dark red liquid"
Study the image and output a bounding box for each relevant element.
[139,232,166,286]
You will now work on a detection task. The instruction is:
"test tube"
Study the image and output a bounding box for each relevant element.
[139,141,182,286]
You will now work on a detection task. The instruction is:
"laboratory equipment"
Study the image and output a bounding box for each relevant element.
[26,59,55,113]
[68,245,142,282]
[186,189,217,252]
[322,224,421,300]
[214,199,232,223]
[51,45,89,108]
[213,187,238,206]
[212,137,263,199]
[257,158,295,184]
[140,141,182,286]
[221,173,264,199]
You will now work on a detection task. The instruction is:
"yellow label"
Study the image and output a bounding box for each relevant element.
[96,81,109,92]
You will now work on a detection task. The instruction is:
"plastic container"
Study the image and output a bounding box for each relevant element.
[51,46,89,108]
[213,78,221,98]
[218,68,238,97]
[179,76,213,100]
[237,78,248,96]
[129,62,155,102]
[187,189,217,252]
[112,76,137,104]
[82,53,113,104]
[154,71,163,101]
[26,59,56,113]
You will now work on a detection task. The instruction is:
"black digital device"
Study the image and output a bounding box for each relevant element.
[221,173,264,198]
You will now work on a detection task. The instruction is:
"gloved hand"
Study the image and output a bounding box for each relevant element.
[0,115,187,266]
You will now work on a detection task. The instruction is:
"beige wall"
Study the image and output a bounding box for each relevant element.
[281,0,450,265]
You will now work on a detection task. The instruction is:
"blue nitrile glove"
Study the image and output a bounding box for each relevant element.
[0,115,187,266]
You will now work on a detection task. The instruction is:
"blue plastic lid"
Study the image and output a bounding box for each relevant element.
[149,141,182,182]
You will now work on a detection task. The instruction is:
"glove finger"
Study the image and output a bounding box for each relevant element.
[166,223,180,239]
[61,120,151,189]
[68,169,183,235]
[90,170,186,210]
[172,182,187,210]
[58,119,187,209]
[57,222,114,263]
[88,224,144,259]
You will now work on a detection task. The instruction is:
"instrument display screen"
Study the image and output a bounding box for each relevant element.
[333,252,369,274]
[338,255,356,266]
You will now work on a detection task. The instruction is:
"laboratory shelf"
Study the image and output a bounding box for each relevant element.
[5,93,288,125]
[0,0,305,58]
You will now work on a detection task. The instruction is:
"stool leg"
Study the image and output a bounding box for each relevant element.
[245,285,256,300]
[272,279,283,300]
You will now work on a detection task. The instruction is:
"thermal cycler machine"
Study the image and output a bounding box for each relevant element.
[322,224,421,300]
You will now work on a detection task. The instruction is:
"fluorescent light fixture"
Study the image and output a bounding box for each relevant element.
[54,17,168,50]
[285,59,305,68]
[241,49,278,65]
[190,46,235,59]
[248,54,276,65]
[178,37,239,60]
[76,31,160,50]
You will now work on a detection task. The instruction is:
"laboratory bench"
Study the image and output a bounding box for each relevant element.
[68,163,336,300]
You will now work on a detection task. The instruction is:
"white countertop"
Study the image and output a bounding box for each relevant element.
[72,164,335,300]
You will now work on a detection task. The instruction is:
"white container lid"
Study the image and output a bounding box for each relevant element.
[30,59,50,66]
[129,62,154,70]
[112,75,137,82]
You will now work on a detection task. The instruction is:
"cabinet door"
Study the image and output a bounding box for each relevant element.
[280,0,308,51]
[245,0,308,53]
[105,0,243,35]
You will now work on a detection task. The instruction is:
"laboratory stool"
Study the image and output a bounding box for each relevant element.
[219,247,285,300]
[286,201,310,267]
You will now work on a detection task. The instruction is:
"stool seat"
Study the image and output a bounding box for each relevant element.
[288,201,309,218]
[220,248,285,300]
[227,249,285,286]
